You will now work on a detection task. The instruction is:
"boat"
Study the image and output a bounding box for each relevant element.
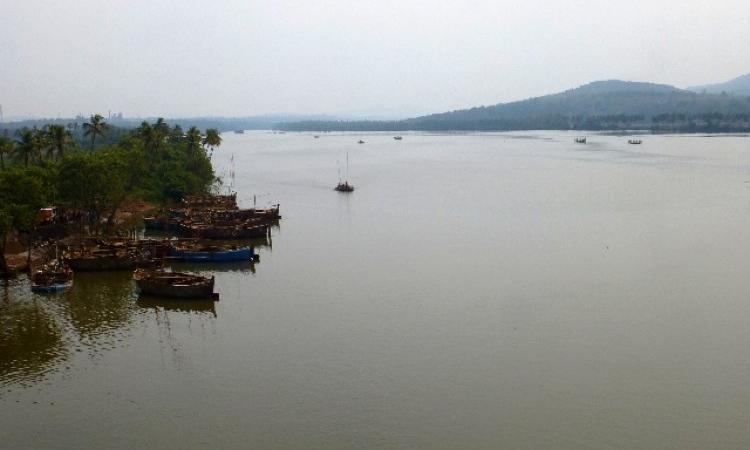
[169,244,254,262]
[314,135,320,139]
[394,136,403,140]
[234,130,245,134]
[31,262,73,293]
[574,137,587,144]
[628,139,642,144]
[182,222,269,239]
[358,140,365,144]
[335,152,355,192]
[334,181,355,192]
[133,269,216,299]
[64,246,162,271]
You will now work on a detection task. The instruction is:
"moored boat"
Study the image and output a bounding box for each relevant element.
[31,263,74,293]
[574,137,587,144]
[394,136,403,140]
[169,244,254,262]
[133,269,216,299]
[628,139,642,144]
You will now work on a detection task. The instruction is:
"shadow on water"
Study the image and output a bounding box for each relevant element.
[136,296,217,317]
[0,278,67,387]
[56,271,139,347]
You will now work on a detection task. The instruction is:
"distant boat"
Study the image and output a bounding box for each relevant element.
[394,136,403,140]
[314,135,320,139]
[335,152,355,192]
[234,130,245,134]
[574,137,587,144]
[628,139,642,144]
[358,140,365,144]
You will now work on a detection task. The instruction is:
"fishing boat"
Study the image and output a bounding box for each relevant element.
[394,136,403,140]
[133,269,216,299]
[182,222,269,239]
[169,243,254,262]
[628,139,642,144]
[358,140,365,144]
[335,152,355,192]
[574,137,587,144]
[64,247,161,271]
[31,262,74,293]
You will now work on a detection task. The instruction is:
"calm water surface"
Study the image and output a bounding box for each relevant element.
[3,131,750,449]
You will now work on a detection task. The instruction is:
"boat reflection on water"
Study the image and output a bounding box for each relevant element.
[0,278,67,387]
[136,297,217,317]
[166,259,257,274]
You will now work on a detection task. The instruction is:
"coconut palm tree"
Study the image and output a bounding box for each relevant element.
[202,128,222,157]
[14,129,40,166]
[136,121,159,157]
[82,114,109,149]
[185,127,203,154]
[0,136,13,170]
[45,124,72,159]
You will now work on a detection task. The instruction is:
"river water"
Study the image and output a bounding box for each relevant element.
[3,131,750,449]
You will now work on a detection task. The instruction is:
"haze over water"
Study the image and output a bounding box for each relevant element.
[3,132,750,448]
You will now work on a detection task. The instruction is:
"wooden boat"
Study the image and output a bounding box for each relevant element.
[64,247,162,271]
[134,269,215,299]
[628,139,642,144]
[169,244,254,262]
[182,194,238,210]
[31,263,74,293]
[574,137,587,144]
[183,223,269,239]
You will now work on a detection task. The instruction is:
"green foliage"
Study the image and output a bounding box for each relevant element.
[0,166,47,237]
[0,117,218,242]
[82,114,109,150]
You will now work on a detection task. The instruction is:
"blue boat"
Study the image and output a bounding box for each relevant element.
[168,245,254,262]
[31,280,73,293]
[30,265,74,294]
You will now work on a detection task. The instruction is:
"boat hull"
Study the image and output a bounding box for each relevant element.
[31,281,73,293]
[134,270,215,299]
[169,246,253,262]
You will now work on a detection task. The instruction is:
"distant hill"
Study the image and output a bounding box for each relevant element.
[278,79,750,132]
[688,73,750,96]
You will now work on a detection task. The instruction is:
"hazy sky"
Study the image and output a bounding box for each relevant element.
[2,0,749,119]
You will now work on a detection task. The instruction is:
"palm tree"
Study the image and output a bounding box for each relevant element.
[0,136,12,170]
[202,128,222,157]
[46,124,72,159]
[185,127,203,154]
[82,114,109,149]
[168,124,184,144]
[14,129,40,166]
[136,121,162,157]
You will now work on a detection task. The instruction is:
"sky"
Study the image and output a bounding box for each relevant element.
[1,0,749,120]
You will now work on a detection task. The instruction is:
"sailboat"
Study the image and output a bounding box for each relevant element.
[335,152,355,192]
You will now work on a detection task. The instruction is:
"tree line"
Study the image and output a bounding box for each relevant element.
[0,115,222,274]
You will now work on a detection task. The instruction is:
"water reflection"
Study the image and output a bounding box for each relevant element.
[0,280,67,387]
[137,297,217,317]
[57,272,138,345]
